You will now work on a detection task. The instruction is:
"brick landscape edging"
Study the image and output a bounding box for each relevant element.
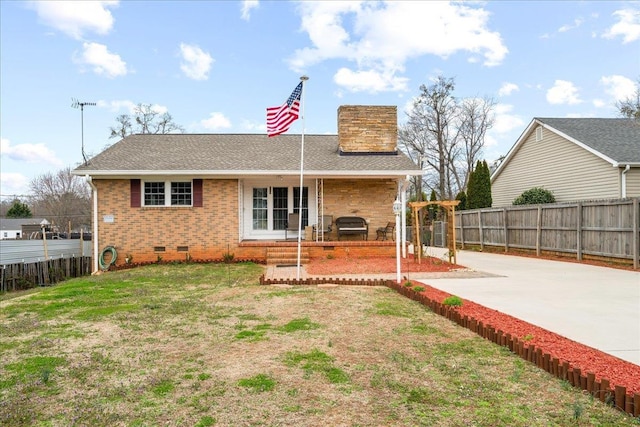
[259,274,640,417]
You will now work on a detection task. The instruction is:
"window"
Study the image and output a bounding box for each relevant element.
[253,188,268,230]
[535,126,543,142]
[273,187,288,230]
[171,182,192,205]
[293,186,309,227]
[144,182,165,206]
[143,180,192,207]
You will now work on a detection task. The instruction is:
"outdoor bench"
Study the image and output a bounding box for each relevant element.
[335,216,368,240]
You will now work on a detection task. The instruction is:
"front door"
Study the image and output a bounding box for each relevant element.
[244,181,311,239]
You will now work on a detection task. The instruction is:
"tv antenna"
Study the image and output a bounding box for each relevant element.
[71,98,96,164]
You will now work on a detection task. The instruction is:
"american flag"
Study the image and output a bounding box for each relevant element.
[266,82,303,137]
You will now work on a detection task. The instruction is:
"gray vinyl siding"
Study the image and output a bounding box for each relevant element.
[492,129,620,207]
[625,168,640,197]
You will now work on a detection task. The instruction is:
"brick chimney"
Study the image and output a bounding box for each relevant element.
[337,105,397,155]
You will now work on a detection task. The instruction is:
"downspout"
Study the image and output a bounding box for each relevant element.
[621,164,630,198]
[85,175,100,274]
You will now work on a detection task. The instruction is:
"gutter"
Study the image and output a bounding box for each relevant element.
[621,164,631,198]
[85,175,100,274]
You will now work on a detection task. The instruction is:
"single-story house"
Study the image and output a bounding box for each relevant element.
[73,105,422,270]
[491,118,640,207]
[0,218,51,240]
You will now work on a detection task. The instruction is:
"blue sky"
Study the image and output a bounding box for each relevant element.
[1,1,638,199]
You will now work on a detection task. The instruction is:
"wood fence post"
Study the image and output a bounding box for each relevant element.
[459,212,465,249]
[478,211,484,251]
[576,202,583,262]
[633,197,639,269]
[503,208,509,252]
[536,206,542,257]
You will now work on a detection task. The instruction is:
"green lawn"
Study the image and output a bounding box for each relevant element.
[1,263,637,426]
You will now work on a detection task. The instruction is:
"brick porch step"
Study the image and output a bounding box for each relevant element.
[266,247,310,265]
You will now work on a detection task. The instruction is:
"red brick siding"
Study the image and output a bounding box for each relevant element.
[95,179,239,264]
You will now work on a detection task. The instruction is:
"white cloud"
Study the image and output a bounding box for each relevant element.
[498,82,519,97]
[0,172,30,198]
[600,75,636,101]
[97,99,136,113]
[179,43,213,81]
[201,112,231,130]
[603,8,640,43]
[241,0,259,21]
[558,18,583,33]
[289,2,507,94]
[75,42,128,78]
[97,100,168,115]
[240,119,265,132]
[28,0,118,39]
[592,99,606,108]
[0,138,64,167]
[490,104,525,135]
[333,68,409,93]
[546,80,582,105]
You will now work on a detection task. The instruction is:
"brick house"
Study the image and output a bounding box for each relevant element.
[73,105,422,270]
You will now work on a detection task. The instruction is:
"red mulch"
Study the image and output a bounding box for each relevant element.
[306,256,461,275]
[306,256,640,396]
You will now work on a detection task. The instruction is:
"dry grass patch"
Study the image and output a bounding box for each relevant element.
[0,263,637,426]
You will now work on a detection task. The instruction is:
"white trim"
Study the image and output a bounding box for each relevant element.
[238,180,244,242]
[85,175,99,274]
[141,179,193,207]
[491,118,620,183]
[241,178,317,240]
[540,123,617,166]
[72,170,423,178]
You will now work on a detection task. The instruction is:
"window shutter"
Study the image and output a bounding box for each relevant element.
[131,179,141,207]
[193,179,203,207]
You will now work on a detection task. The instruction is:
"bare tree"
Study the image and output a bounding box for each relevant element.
[109,114,133,139]
[616,78,640,120]
[29,167,91,233]
[399,77,496,200]
[398,119,429,201]
[456,96,496,189]
[400,76,458,200]
[109,103,184,139]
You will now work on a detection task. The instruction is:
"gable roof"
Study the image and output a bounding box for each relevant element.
[492,117,640,181]
[0,218,49,231]
[73,134,422,179]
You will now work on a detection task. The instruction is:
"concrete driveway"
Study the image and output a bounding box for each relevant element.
[414,247,640,366]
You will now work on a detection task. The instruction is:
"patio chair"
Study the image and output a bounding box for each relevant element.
[284,213,299,240]
[312,215,333,240]
[376,221,395,241]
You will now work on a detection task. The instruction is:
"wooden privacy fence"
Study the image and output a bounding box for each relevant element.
[0,239,93,291]
[455,197,640,269]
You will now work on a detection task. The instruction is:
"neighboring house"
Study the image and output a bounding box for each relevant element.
[73,105,422,268]
[491,118,640,207]
[0,218,50,240]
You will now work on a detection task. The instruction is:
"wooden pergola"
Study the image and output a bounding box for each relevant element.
[409,200,460,265]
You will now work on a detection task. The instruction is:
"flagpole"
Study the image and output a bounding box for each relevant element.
[296,75,309,280]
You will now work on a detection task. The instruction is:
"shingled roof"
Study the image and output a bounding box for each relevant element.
[73,133,422,178]
[537,118,640,164]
